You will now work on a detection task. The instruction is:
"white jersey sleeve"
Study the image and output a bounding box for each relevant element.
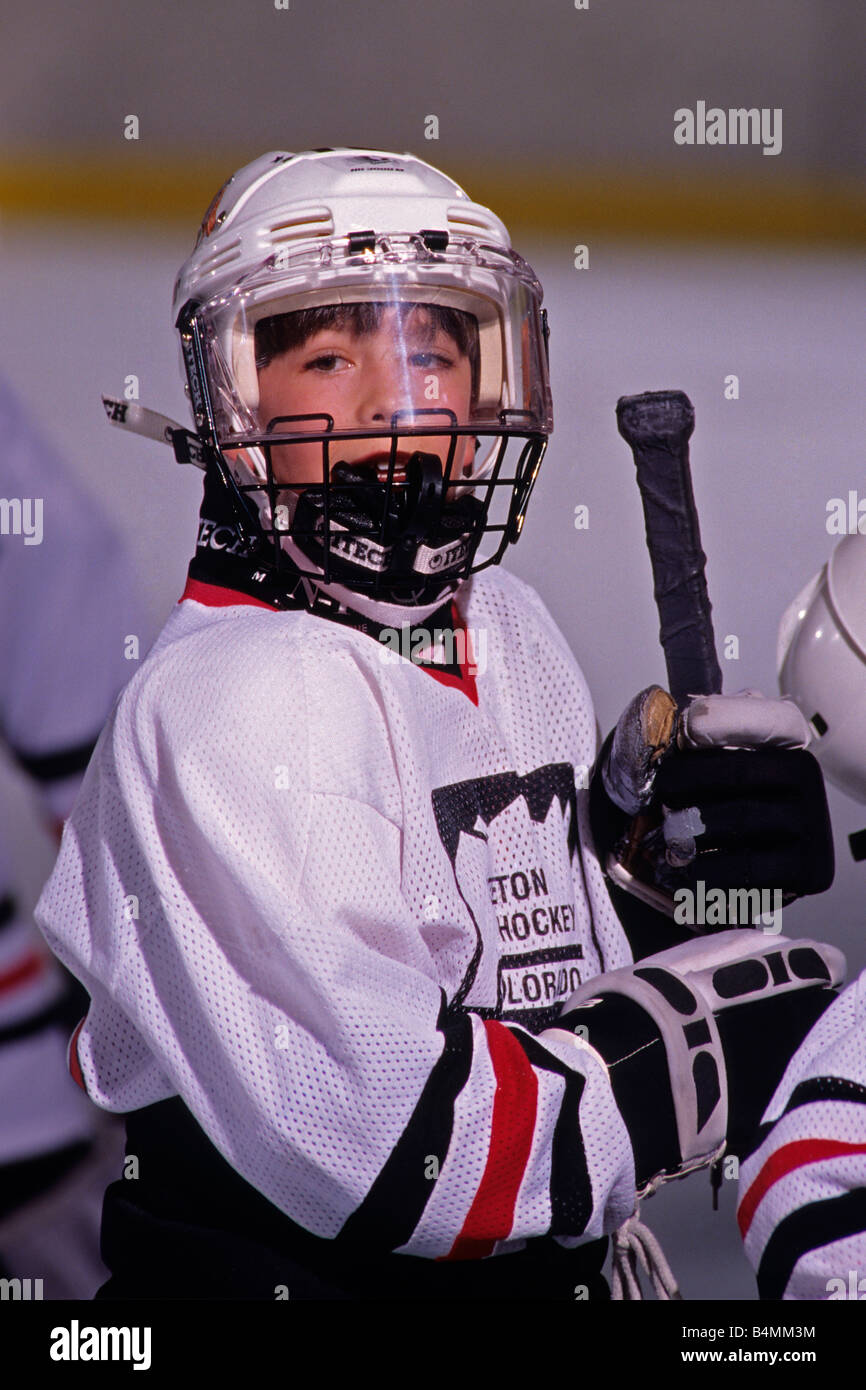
[738,969,866,1299]
[36,568,642,1258]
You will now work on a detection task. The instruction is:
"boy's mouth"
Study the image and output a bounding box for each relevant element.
[334,451,414,485]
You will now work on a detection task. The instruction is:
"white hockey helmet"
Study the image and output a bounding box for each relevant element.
[172,149,552,621]
[778,533,866,802]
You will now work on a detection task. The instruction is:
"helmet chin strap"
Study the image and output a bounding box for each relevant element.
[306,571,463,627]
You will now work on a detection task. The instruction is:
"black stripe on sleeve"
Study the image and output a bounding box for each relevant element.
[745,1076,866,1161]
[338,993,474,1253]
[11,736,98,783]
[786,1076,866,1111]
[505,1030,594,1238]
[757,1189,866,1301]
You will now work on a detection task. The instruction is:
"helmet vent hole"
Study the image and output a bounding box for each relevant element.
[446,205,500,236]
[269,209,334,243]
[810,712,828,737]
[199,239,242,272]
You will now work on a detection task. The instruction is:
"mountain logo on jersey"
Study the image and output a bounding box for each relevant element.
[432,763,596,1031]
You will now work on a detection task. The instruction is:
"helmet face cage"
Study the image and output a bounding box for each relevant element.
[177,230,551,610]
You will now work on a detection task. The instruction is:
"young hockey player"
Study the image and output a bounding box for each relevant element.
[37,149,839,1300]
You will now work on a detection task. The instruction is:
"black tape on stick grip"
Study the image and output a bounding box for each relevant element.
[616,390,722,705]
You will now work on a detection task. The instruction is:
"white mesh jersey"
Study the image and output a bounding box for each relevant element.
[738,969,866,1299]
[0,374,140,1163]
[36,564,641,1259]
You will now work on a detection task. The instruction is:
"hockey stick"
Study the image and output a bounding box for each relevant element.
[607,391,722,913]
[615,390,722,707]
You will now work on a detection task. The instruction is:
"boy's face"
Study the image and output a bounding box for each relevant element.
[251,305,477,487]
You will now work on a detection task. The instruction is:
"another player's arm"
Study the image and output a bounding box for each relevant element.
[737,975,866,1300]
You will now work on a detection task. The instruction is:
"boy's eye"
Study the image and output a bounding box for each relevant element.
[409,350,454,370]
[304,352,349,373]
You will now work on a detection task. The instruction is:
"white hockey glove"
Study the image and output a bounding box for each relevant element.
[591,687,834,922]
[542,930,844,1196]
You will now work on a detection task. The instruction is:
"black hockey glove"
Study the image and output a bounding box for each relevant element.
[541,931,845,1192]
[591,687,834,931]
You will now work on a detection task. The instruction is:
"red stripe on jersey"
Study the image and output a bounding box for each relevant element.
[68,1017,87,1092]
[423,667,478,705]
[422,601,478,705]
[444,1021,538,1260]
[738,1138,866,1237]
[179,577,275,611]
[0,949,46,996]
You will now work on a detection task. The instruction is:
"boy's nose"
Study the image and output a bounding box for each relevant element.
[356,357,413,424]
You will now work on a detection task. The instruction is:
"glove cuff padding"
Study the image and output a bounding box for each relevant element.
[548,993,680,1191]
[542,931,845,1195]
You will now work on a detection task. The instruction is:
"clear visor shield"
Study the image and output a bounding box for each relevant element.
[188,235,551,595]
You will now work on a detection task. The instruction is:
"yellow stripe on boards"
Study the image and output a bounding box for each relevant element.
[0,152,863,246]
